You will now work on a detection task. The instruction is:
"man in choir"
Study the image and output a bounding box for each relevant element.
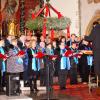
[27,40,39,92]
[67,34,76,47]
[59,42,71,90]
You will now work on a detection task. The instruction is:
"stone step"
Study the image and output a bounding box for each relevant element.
[4,80,46,92]
[20,86,46,91]
[0,95,32,100]
[20,80,40,88]
[20,80,46,91]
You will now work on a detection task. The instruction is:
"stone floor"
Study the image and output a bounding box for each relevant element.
[0,79,100,100]
[0,90,82,100]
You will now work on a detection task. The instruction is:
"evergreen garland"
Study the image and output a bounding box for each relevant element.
[25,17,71,31]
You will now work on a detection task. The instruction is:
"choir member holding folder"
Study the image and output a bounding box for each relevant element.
[59,42,71,90]
[6,39,24,94]
[27,40,40,92]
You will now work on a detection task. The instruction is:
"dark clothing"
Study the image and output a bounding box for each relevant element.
[27,48,39,76]
[67,40,76,47]
[4,39,11,51]
[58,48,69,89]
[27,48,39,91]
[70,62,77,84]
[78,44,90,82]
[69,48,78,84]
[38,48,46,86]
[45,56,54,91]
[17,41,25,50]
[58,70,68,89]
[85,24,100,76]
[23,48,29,83]
[29,70,39,91]
[53,47,60,76]
[40,69,46,86]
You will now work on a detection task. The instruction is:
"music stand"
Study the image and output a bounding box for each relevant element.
[41,55,58,100]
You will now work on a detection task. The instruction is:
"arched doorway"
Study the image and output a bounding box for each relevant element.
[85,10,100,35]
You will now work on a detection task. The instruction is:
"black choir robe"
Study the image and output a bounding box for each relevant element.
[85,24,100,76]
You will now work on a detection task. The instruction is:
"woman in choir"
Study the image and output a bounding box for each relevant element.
[39,41,46,86]
[23,40,30,86]
[7,39,24,94]
[27,40,40,92]
[59,42,71,90]
[52,40,60,84]
[45,43,55,91]
[60,36,67,45]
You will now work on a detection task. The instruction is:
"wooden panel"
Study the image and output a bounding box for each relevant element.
[24,0,40,20]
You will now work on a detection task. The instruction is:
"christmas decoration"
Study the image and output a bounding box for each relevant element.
[46,17,71,30]
[42,24,46,38]
[67,26,70,38]
[26,17,43,30]
[25,2,71,40]
[50,29,55,41]
[26,17,71,30]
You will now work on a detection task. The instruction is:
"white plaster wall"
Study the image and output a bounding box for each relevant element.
[44,0,79,35]
[81,0,100,35]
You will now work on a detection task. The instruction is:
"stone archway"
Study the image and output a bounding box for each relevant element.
[85,10,100,35]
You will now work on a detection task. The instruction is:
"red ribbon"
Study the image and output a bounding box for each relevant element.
[67,26,70,38]
[32,5,46,19]
[42,24,46,38]
[57,12,63,19]
[50,29,55,41]
[49,4,63,19]
[32,4,63,19]
[45,5,50,17]
[32,13,36,19]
